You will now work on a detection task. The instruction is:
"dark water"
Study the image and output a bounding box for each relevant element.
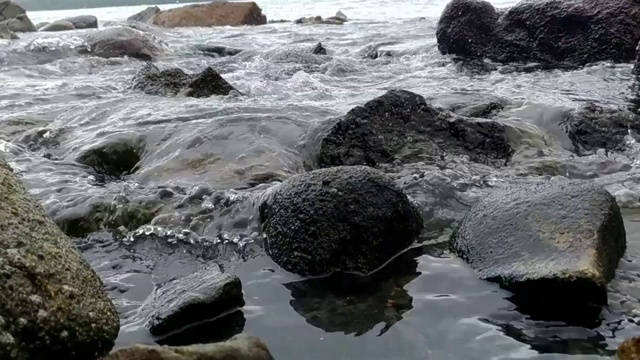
[1,2,640,358]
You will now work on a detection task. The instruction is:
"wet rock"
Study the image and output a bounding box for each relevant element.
[76,138,143,178]
[294,14,346,25]
[132,63,238,98]
[260,165,423,276]
[335,11,348,22]
[0,0,26,21]
[310,42,326,55]
[618,337,640,360]
[63,15,98,29]
[0,159,119,359]
[35,21,47,29]
[0,14,36,32]
[139,266,244,337]
[82,26,165,61]
[103,334,274,360]
[364,48,393,59]
[0,27,16,39]
[437,0,640,66]
[452,180,626,306]
[39,20,75,32]
[195,44,243,58]
[152,2,267,28]
[268,19,290,23]
[634,41,640,75]
[434,93,508,119]
[127,6,160,23]
[314,89,514,169]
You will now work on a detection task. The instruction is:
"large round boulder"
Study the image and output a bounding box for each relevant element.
[0,159,119,359]
[259,166,424,276]
[452,180,626,306]
[82,26,165,61]
[63,15,98,29]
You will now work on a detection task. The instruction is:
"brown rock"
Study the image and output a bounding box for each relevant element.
[152,2,267,28]
[619,337,640,360]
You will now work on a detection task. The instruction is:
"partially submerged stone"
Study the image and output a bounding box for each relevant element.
[127,6,160,23]
[310,42,326,55]
[152,2,267,28]
[83,26,165,61]
[195,44,243,58]
[39,20,75,32]
[132,63,238,98]
[452,180,626,305]
[260,165,423,276]
[0,158,119,359]
[63,15,98,29]
[76,137,143,178]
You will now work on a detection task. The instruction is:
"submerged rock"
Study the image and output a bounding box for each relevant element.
[132,63,238,98]
[0,14,36,32]
[0,159,119,359]
[314,89,514,169]
[152,2,267,28]
[195,44,243,58]
[618,337,640,360]
[39,20,75,32]
[76,137,143,178]
[310,42,326,55]
[103,334,274,360]
[436,0,640,66]
[139,266,244,337]
[127,6,160,23]
[82,26,165,61]
[63,15,98,29]
[260,165,423,276]
[452,180,626,306]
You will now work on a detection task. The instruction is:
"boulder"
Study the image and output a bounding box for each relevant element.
[127,6,160,23]
[132,63,239,98]
[0,27,16,39]
[82,26,165,61]
[294,15,345,25]
[152,2,267,28]
[0,0,25,21]
[314,89,514,169]
[0,14,35,32]
[259,165,424,276]
[452,180,626,306]
[39,20,75,32]
[310,42,326,55]
[63,15,98,29]
[619,337,640,360]
[0,158,119,359]
[139,266,244,337]
[102,334,274,360]
[76,137,143,178]
[436,0,640,66]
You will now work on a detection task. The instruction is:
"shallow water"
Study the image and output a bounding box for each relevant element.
[2,0,640,358]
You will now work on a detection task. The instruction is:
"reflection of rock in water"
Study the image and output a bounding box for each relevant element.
[283,246,424,336]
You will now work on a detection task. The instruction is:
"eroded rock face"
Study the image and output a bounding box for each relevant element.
[127,6,160,23]
[452,180,626,306]
[314,89,514,169]
[152,2,267,28]
[132,63,238,97]
[260,165,423,276]
[39,20,75,32]
[437,0,640,66]
[83,26,165,61]
[63,15,98,29]
[0,159,119,359]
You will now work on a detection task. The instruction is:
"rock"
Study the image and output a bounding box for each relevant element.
[195,44,243,58]
[310,42,326,55]
[634,41,640,75]
[35,21,48,29]
[139,266,244,337]
[0,0,26,21]
[102,334,274,360]
[152,2,267,28]
[364,49,393,59]
[294,15,346,25]
[82,26,165,61]
[314,89,514,169]
[335,11,348,21]
[618,337,640,360]
[0,158,119,359]
[63,15,98,29]
[0,27,16,39]
[259,165,424,276]
[0,14,35,32]
[268,19,290,23]
[127,6,160,23]
[452,180,626,306]
[76,137,143,178]
[437,0,640,66]
[39,20,75,32]
[132,63,238,98]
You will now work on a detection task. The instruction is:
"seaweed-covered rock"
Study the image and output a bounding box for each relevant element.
[62,15,97,29]
[436,0,640,66]
[103,334,274,360]
[452,180,626,306]
[127,6,160,23]
[0,159,119,359]
[76,138,143,178]
[260,165,423,276]
[152,2,267,28]
[132,63,238,97]
[39,20,75,32]
[83,26,164,61]
[314,89,514,168]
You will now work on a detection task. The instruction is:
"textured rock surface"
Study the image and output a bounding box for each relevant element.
[194,45,243,58]
[63,15,98,29]
[127,6,160,23]
[103,334,274,360]
[0,0,25,21]
[310,42,326,55]
[437,0,640,66]
[139,266,244,337]
[314,89,514,169]
[0,26,16,39]
[0,158,119,360]
[452,180,626,305]
[0,14,35,32]
[83,26,165,61]
[260,165,423,276]
[39,20,75,32]
[618,337,640,360]
[133,63,238,97]
[76,138,143,178]
[152,2,267,28]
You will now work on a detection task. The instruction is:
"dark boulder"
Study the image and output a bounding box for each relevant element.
[63,15,98,29]
[310,42,326,55]
[132,62,239,97]
[260,165,423,276]
[82,26,164,61]
[436,0,640,66]
[127,6,160,23]
[76,137,144,178]
[452,180,626,306]
[314,89,514,169]
[195,44,243,58]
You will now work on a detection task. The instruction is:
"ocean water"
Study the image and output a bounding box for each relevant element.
[1,0,640,359]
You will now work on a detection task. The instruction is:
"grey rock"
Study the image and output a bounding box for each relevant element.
[63,15,98,29]
[260,165,424,276]
[127,6,160,23]
[0,158,119,359]
[0,27,16,39]
[39,20,75,32]
[294,15,346,25]
[83,26,165,61]
[0,14,35,32]
[34,21,48,29]
[452,180,626,305]
[310,42,326,55]
[195,44,243,58]
[335,10,348,21]
[132,62,239,98]
[139,266,245,337]
[76,137,144,178]
[102,334,274,360]
[0,0,25,21]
